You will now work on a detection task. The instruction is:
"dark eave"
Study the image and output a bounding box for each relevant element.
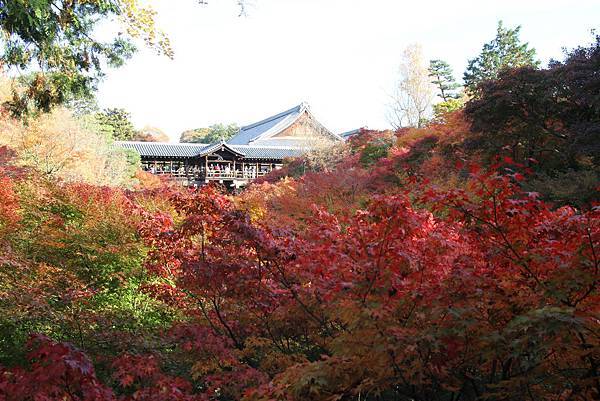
[116,141,210,158]
[115,141,305,162]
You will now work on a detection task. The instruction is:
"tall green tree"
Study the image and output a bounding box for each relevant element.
[95,108,136,141]
[206,123,239,142]
[428,60,460,101]
[66,96,100,117]
[464,34,600,206]
[0,0,172,116]
[463,21,539,93]
[179,123,239,143]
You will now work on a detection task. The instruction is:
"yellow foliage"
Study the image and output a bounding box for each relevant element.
[242,336,306,376]
[237,178,298,223]
[0,107,137,186]
[0,77,12,104]
[118,0,173,58]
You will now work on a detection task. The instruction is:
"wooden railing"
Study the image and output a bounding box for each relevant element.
[204,170,268,180]
[147,170,269,181]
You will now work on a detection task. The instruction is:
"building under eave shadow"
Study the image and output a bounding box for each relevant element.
[117,102,343,188]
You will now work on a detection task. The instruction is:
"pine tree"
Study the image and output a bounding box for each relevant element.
[429,60,461,101]
[94,108,136,141]
[464,21,539,93]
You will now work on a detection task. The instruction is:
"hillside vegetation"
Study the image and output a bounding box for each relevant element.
[0,36,598,401]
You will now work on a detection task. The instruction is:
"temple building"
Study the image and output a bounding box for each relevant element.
[117,103,342,188]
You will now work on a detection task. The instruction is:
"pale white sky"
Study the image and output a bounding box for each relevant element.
[96,0,600,141]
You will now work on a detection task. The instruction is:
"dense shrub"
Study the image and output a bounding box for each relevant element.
[0,35,598,401]
[464,35,600,206]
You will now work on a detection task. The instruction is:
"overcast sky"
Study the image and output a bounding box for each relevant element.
[96,0,599,141]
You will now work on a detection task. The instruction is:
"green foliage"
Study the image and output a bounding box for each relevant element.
[432,98,464,121]
[0,0,171,116]
[0,106,139,186]
[179,123,239,143]
[0,174,177,368]
[428,59,461,101]
[66,96,100,117]
[122,147,142,177]
[359,141,392,167]
[95,108,136,141]
[0,13,599,401]
[524,169,599,209]
[206,123,239,142]
[464,34,600,206]
[464,21,539,93]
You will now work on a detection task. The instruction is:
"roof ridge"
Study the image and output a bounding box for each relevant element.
[197,142,246,157]
[116,141,210,146]
[231,144,305,150]
[239,103,305,131]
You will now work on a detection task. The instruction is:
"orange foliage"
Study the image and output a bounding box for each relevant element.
[0,106,598,401]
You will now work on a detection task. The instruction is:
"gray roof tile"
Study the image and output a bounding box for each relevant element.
[340,128,362,140]
[115,141,304,161]
[116,141,210,157]
[196,142,246,157]
[227,104,304,145]
[229,145,305,160]
[247,138,315,148]
[116,103,338,161]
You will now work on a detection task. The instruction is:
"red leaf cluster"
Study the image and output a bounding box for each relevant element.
[0,334,114,401]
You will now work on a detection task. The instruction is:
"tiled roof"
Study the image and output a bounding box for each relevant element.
[340,128,362,140]
[246,138,316,148]
[227,103,305,145]
[229,145,305,160]
[116,141,210,158]
[117,103,340,161]
[196,142,246,157]
[115,141,304,161]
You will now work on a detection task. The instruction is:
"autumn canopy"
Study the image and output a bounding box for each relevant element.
[0,3,598,401]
